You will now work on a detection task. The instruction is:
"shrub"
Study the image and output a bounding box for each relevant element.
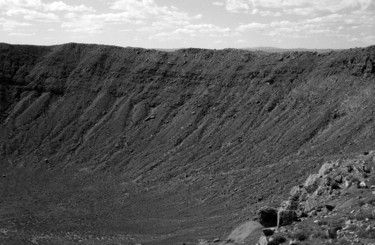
[291,230,309,241]
[268,240,280,245]
[367,197,375,206]
[312,229,328,239]
[317,220,328,226]
[358,227,375,239]
[329,238,352,245]
[367,176,375,186]
[350,210,375,221]
[273,235,287,243]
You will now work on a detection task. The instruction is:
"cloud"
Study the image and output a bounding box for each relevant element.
[0,0,95,30]
[362,35,375,44]
[225,0,250,13]
[43,1,95,12]
[222,0,373,15]
[235,11,375,42]
[236,22,266,32]
[0,17,31,31]
[61,20,103,34]
[0,0,94,13]
[213,1,225,6]
[110,0,199,21]
[9,32,34,36]
[61,12,143,34]
[6,8,59,21]
[150,23,232,40]
[0,0,42,8]
[61,0,202,34]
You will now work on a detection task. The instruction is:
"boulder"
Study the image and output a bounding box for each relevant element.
[289,186,302,199]
[330,181,340,189]
[257,207,278,227]
[359,181,367,188]
[304,174,321,193]
[344,179,352,188]
[256,235,268,245]
[289,240,299,245]
[363,165,371,173]
[315,186,325,196]
[298,188,309,201]
[226,221,264,244]
[278,210,298,226]
[280,199,299,211]
[325,203,336,211]
[262,228,274,236]
[304,196,320,212]
[334,175,343,183]
[319,162,335,176]
[327,226,342,239]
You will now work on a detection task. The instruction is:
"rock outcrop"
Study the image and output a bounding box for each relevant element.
[254,151,375,245]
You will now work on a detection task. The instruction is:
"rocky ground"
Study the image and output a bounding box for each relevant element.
[0,43,375,244]
[214,151,375,245]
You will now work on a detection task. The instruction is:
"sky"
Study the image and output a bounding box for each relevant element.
[0,0,374,49]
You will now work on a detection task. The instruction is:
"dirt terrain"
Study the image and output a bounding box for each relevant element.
[0,43,375,244]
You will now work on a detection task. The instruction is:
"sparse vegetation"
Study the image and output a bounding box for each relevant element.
[350,210,375,221]
[291,230,309,241]
[358,227,375,238]
[272,235,287,243]
[317,220,328,226]
[368,197,375,206]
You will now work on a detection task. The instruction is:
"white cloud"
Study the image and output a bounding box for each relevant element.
[61,13,109,34]
[236,22,266,32]
[9,32,34,36]
[213,1,225,6]
[60,0,202,34]
[234,10,375,43]
[0,0,94,12]
[0,0,42,8]
[225,0,250,13]
[149,31,183,41]
[0,17,31,31]
[222,0,373,15]
[61,19,103,34]
[150,23,232,40]
[43,1,95,12]
[110,0,200,23]
[361,34,375,44]
[6,8,59,21]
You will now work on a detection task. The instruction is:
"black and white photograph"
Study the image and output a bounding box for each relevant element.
[0,0,375,244]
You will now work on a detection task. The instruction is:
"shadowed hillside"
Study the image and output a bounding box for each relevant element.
[0,43,375,244]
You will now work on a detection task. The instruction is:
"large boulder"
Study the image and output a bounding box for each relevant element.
[278,210,298,226]
[256,235,268,245]
[304,174,321,193]
[280,199,299,211]
[257,207,278,227]
[304,196,320,212]
[226,221,264,244]
[319,162,335,176]
[289,186,302,199]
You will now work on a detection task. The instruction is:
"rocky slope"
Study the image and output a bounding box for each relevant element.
[240,150,375,245]
[0,43,375,244]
